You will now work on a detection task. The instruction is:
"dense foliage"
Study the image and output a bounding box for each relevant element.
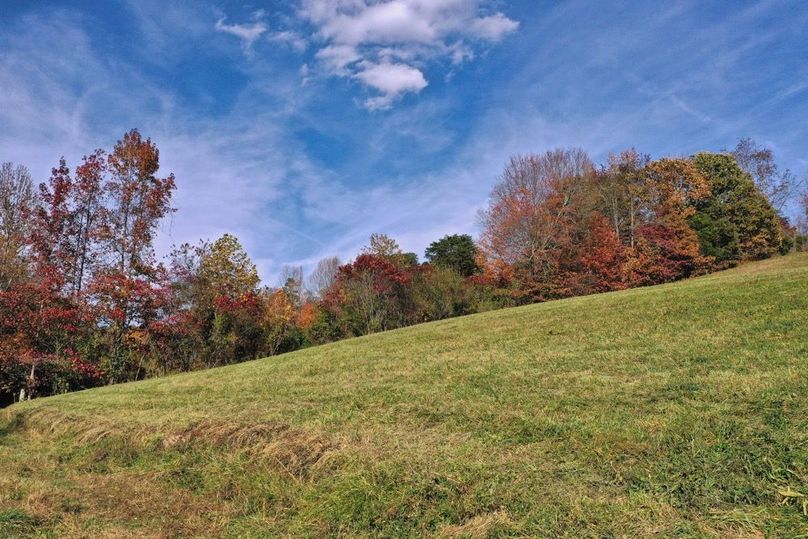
[425,233,480,277]
[0,132,804,405]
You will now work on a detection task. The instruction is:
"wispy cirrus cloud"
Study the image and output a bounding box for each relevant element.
[0,8,317,281]
[215,12,268,52]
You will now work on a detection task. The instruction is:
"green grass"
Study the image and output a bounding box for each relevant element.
[2,254,807,538]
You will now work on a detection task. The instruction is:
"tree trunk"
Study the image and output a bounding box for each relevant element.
[26,363,36,400]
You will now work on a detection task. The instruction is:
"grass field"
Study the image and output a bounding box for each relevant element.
[1,254,807,538]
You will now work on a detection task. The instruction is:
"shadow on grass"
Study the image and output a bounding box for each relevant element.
[0,411,26,442]
[0,508,43,538]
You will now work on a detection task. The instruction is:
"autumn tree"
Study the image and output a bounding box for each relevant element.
[325,254,413,335]
[261,287,302,355]
[479,149,594,298]
[592,149,651,248]
[194,234,263,365]
[0,162,34,290]
[13,158,108,388]
[166,240,210,310]
[0,280,99,403]
[102,130,176,275]
[569,212,627,293]
[68,151,106,295]
[31,151,107,297]
[29,160,75,290]
[621,158,710,284]
[362,233,401,258]
[168,238,296,371]
[198,234,259,298]
[92,130,176,381]
[362,233,418,267]
[137,241,213,375]
[161,234,277,370]
[425,234,479,277]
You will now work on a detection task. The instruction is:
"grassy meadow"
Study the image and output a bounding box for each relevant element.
[1,254,807,537]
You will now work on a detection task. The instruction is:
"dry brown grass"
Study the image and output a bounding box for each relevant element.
[436,510,513,538]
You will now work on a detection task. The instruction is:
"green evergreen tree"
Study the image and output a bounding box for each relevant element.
[425,234,480,277]
[691,153,783,261]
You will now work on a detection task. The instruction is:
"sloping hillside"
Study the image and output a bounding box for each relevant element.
[1,254,807,538]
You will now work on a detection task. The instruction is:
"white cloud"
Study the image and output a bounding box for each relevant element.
[315,44,361,73]
[354,61,428,109]
[299,0,518,108]
[215,17,268,51]
[311,1,438,45]
[468,13,520,41]
[216,9,308,56]
[268,30,308,52]
[301,0,518,46]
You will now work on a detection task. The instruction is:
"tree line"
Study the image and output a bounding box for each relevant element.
[1,131,806,405]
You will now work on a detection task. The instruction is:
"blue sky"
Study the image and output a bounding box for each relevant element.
[1,0,806,283]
